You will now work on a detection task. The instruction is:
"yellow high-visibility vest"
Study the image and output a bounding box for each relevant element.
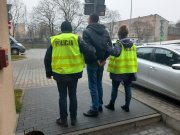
[51,33,85,74]
[107,42,138,74]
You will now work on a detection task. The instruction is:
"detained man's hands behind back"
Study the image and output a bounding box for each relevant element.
[97,60,106,67]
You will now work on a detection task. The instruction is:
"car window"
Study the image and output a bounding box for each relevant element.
[173,53,180,64]
[137,47,154,61]
[154,48,180,66]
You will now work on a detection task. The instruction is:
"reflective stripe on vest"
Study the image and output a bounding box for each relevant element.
[107,43,138,74]
[51,33,85,74]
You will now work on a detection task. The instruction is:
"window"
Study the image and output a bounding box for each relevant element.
[173,53,180,64]
[154,48,180,66]
[137,47,154,61]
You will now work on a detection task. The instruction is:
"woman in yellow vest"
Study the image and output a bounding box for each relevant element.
[44,21,96,127]
[105,25,138,112]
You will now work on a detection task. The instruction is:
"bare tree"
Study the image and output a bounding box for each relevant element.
[9,0,25,37]
[32,0,57,37]
[176,20,180,27]
[101,9,121,38]
[23,6,36,42]
[132,21,154,42]
[142,22,154,42]
[54,0,87,33]
[72,12,88,33]
[31,0,86,41]
[54,0,80,21]
[132,20,142,42]
[25,20,38,42]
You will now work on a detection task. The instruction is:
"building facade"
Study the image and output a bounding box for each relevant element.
[105,14,169,43]
[14,23,26,40]
[0,0,17,135]
[168,25,180,40]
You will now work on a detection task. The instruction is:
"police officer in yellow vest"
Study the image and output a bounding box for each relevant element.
[44,21,96,127]
[105,25,138,112]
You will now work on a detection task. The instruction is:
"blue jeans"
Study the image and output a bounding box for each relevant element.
[110,80,132,108]
[56,80,78,120]
[87,64,104,112]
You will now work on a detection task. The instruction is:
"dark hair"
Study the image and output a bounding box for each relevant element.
[61,20,72,32]
[89,14,99,23]
[118,25,129,39]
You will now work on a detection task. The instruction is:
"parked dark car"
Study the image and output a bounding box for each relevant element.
[10,36,26,55]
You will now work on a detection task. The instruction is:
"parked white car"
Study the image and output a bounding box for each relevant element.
[134,44,180,101]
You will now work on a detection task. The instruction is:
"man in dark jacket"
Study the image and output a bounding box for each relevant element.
[44,21,96,127]
[83,14,112,117]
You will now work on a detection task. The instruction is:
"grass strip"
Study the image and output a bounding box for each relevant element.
[14,89,23,113]
[11,55,26,61]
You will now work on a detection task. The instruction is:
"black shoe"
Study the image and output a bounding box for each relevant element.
[98,106,103,112]
[56,118,68,127]
[71,118,77,126]
[121,105,129,112]
[83,110,98,117]
[105,103,114,111]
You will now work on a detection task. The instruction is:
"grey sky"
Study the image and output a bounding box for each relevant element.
[23,0,180,23]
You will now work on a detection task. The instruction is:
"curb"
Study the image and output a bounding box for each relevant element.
[128,88,180,132]
[160,112,180,132]
[63,114,161,135]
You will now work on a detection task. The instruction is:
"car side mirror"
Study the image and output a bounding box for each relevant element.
[172,64,180,70]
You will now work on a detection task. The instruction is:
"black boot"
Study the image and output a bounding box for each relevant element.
[98,106,103,112]
[83,110,98,117]
[71,118,77,126]
[56,118,68,127]
[121,105,129,112]
[105,103,115,111]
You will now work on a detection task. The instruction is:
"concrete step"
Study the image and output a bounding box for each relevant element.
[65,114,161,135]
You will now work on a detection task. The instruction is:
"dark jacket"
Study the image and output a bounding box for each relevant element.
[83,23,112,64]
[44,34,96,81]
[107,38,137,82]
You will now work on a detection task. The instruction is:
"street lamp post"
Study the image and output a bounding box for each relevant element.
[129,0,132,37]
[94,0,97,13]
[160,20,165,45]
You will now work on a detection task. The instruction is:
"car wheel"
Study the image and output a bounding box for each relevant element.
[11,49,19,55]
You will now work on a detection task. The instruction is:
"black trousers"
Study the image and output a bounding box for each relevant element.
[56,80,78,120]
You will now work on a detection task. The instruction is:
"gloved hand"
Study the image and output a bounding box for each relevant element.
[106,43,121,57]
[97,60,106,67]
[46,71,52,79]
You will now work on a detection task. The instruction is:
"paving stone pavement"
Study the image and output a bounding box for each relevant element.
[13,49,179,135]
[12,49,56,89]
[128,87,180,121]
[16,84,158,135]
